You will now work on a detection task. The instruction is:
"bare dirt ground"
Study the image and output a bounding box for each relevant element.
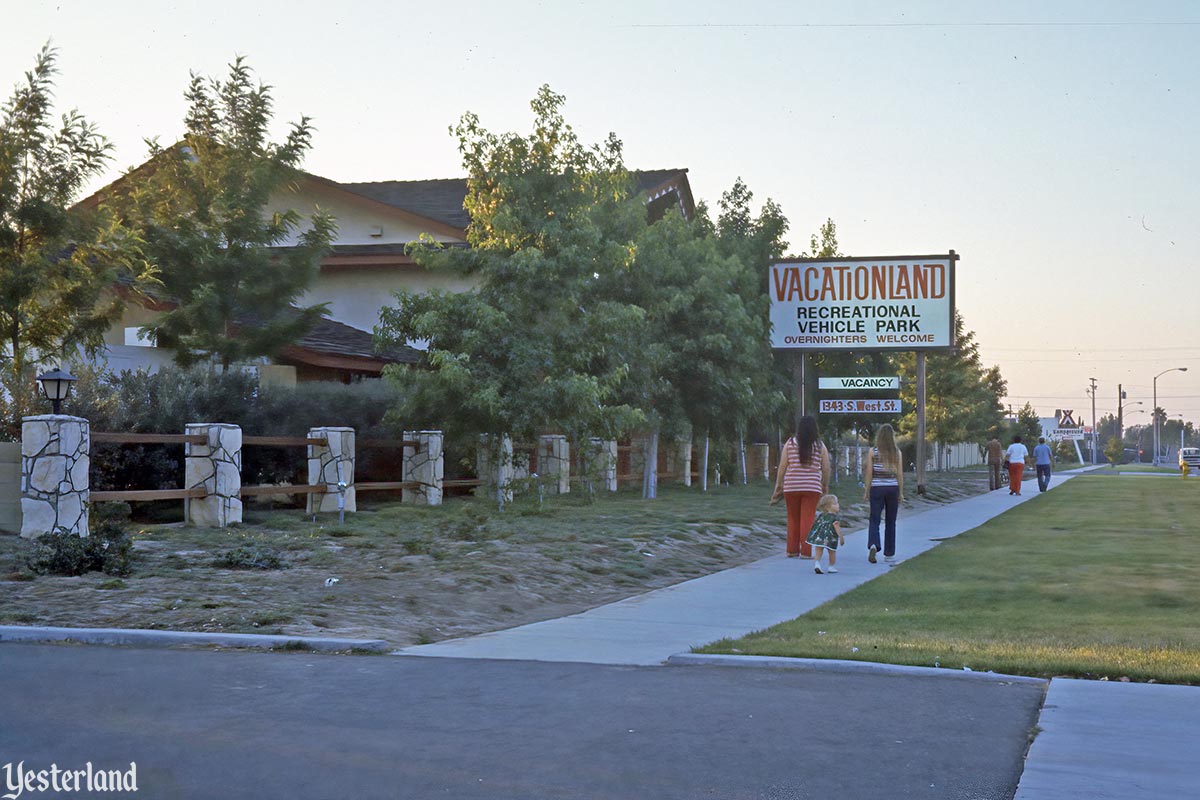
[0,469,994,648]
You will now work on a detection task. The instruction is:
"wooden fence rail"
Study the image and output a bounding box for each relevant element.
[242,435,327,447]
[90,488,207,502]
[92,432,207,446]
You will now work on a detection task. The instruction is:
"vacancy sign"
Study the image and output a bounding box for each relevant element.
[819,398,901,414]
[818,376,900,390]
[769,254,957,350]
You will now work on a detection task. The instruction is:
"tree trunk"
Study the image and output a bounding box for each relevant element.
[701,434,710,492]
[641,429,659,500]
[738,431,747,485]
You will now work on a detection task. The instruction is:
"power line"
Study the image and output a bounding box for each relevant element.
[984,358,1200,363]
[627,21,1200,29]
[981,346,1200,353]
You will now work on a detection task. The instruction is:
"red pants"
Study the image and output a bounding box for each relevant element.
[1008,462,1024,494]
[785,491,820,557]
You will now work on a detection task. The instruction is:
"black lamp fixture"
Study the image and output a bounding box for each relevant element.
[36,367,78,415]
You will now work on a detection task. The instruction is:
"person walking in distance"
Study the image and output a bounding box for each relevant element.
[1006,435,1030,495]
[863,424,904,565]
[1033,436,1054,492]
[986,436,1004,491]
[808,493,844,574]
[770,415,830,559]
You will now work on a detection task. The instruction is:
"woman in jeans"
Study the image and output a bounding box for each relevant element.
[863,424,904,564]
[771,415,830,558]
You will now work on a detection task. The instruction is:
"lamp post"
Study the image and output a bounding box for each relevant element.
[35,367,78,415]
[1153,367,1188,465]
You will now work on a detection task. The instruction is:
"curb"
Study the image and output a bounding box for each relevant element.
[0,625,390,653]
[666,653,1048,685]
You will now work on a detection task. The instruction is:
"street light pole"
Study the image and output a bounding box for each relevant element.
[1153,367,1188,466]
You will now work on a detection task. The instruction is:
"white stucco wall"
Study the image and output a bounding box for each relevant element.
[269,180,465,247]
[301,268,478,333]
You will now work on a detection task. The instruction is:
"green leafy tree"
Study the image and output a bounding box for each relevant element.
[122,57,334,368]
[1104,435,1124,467]
[706,178,791,476]
[615,205,783,493]
[377,86,645,447]
[0,44,151,431]
[897,314,1008,466]
[1013,402,1043,446]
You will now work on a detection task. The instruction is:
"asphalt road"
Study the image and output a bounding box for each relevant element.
[0,644,1044,799]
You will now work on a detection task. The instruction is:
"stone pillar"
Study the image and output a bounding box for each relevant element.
[477,434,514,504]
[538,435,570,494]
[21,415,90,538]
[678,440,693,486]
[185,423,242,527]
[751,443,770,480]
[585,438,618,492]
[307,427,355,514]
[403,430,444,506]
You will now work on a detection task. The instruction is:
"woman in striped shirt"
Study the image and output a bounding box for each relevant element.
[770,415,830,558]
[863,423,904,564]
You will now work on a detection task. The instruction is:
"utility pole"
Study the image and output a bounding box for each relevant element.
[1089,377,1098,464]
[916,351,927,495]
[1117,383,1124,448]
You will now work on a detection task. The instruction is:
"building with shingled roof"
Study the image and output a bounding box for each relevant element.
[92,168,694,382]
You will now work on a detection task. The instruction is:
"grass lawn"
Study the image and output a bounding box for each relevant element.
[1098,463,1185,475]
[696,474,1200,684]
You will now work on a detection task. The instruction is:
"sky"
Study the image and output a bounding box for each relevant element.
[5,0,1199,430]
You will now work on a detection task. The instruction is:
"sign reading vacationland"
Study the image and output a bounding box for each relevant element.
[769,254,957,350]
[819,398,902,414]
[1051,428,1086,441]
[818,376,901,390]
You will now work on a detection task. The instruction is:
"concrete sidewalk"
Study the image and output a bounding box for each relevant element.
[398,471,1069,665]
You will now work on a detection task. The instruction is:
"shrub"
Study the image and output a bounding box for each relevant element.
[27,504,133,577]
[69,365,411,498]
[212,543,285,570]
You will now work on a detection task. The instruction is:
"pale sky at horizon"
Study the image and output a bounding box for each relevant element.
[5,0,1199,429]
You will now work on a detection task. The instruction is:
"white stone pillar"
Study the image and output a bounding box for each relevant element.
[538,435,570,494]
[587,438,618,492]
[403,430,444,506]
[678,440,693,486]
[185,423,242,527]
[21,415,90,538]
[752,443,770,480]
[308,427,355,515]
[477,434,514,504]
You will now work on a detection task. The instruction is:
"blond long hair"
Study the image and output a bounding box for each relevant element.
[875,424,902,475]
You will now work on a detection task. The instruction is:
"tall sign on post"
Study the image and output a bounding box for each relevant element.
[769,253,958,494]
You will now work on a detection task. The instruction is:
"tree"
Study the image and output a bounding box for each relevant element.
[614,204,781,494]
[0,44,151,431]
[1014,402,1042,446]
[121,57,334,368]
[897,314,1007,466]
[377,86,645,448]
[705,178,791,482]
[1104,435,1124,467]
